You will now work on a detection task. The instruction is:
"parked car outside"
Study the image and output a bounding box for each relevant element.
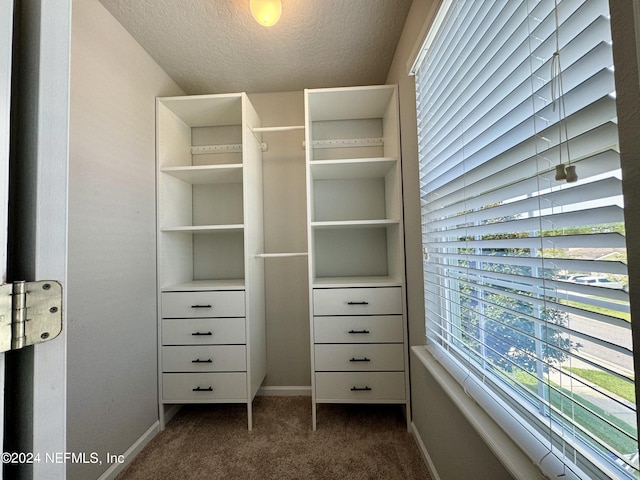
[572,276,625,290]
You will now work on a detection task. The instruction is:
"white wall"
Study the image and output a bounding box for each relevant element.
[68,1,183,478]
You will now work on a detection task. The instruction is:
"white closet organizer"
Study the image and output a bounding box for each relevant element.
[305,85,410,430]
[156,93,266,430]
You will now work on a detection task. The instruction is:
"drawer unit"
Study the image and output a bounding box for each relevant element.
[313,315,404,343]
[311,286,407,417]
[314,344,404,371]
[162,290,245,318]
[162,345,247,372]
[315,372,406,402]
[162,318,245,345]
[162,372,247,402]
[160,288,251,418]
[313,287,402,316]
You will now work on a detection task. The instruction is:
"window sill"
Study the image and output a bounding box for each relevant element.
[411,345,545,480]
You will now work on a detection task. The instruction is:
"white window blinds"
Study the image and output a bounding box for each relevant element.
[414,0,637,478]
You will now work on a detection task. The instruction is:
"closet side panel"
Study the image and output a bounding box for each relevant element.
[243,96,267,399]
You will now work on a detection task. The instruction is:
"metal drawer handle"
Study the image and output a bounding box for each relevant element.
[348,329,370,334]
[192,386,213,392]
[350,386,372,391]
[191,304,212,308]
[347,301,369,305]
[192,358,213,363]
[350,357,371,362]
[191,331,213,336]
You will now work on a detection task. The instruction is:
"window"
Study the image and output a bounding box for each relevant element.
[413,0,637,478]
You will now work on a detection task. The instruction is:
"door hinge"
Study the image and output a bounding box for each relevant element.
[0,280,63,353]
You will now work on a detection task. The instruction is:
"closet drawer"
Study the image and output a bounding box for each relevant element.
[313,315,404,343]
[314,344,404,372]
[162,372,247,401]
[313,287,402,316]
[162,345,246,372]
[162,290,245,318]
[162,318,245,345]
[315,372,405,402]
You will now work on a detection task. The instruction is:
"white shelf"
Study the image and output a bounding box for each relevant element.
[159,93,243,127]
[161,224,244,233]
[161,164,243,184]
[312,276,404,288]
[306,86,396,121]
[309,158,396,179]
[254,252,309,258]
[161,279,245,292]
[311,219,399,229]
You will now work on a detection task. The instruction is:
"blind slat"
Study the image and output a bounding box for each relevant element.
[427,205,625,239]
[422,107,618,198]
[426,232,627,250]
[427,177,623,230]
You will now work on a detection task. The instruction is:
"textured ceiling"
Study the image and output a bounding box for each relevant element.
[97,0,413,95]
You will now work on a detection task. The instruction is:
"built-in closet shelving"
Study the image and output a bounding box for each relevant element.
[305,85,410,430]
[156,93,266,430]
[155,86,409,432]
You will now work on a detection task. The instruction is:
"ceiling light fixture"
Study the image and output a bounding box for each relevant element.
[250,0,282,27]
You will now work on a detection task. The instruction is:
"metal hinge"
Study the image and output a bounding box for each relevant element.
[0,280,63,353]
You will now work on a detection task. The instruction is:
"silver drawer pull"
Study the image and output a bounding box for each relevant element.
[349,357,371,362]
[192,386,213,392]
[348,329,370,334]
[191,304,212,308]
[192,358,213,363]
[347,301,369,305]
[191,331,213,336]
[350,386,372,391]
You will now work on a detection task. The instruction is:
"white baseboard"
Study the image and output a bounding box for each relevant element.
[257,386,312,396]
[98,421,159,480]
[411,421,441,480]
[162,404,182,426]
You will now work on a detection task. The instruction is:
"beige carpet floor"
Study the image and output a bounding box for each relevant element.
[116,396,432,480]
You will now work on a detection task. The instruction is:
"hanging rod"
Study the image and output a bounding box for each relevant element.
[252,125,304,133]
[253,252,309,258]
[249,125,305,151]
